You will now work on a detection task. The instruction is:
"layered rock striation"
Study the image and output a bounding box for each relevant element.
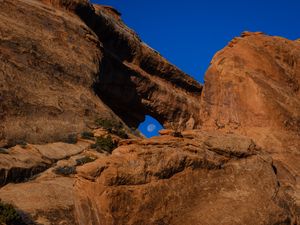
[199,31,300,221]
[0,0,299,224]
[0,0,202,146]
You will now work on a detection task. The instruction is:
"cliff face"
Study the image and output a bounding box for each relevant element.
[0,0,202,146]
[199,32,300,219]
[0,0,108,145]
[200,31,300,147]
[0,0,299,224]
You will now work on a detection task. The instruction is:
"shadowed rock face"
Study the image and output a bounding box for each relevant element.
[0,0,202,146]
[84,4,203,129]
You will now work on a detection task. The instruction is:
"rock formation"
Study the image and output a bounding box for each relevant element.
[199,31,300,222]
[0,0,202,146]
[0,0,299,224]
[0,131,294,225]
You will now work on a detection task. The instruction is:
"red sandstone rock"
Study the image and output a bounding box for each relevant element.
[0,0,299,224]
[0,0,202,146]
[199,32,300,222]
[0,131,293,224]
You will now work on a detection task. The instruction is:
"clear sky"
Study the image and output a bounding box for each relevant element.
[91,0,300,137]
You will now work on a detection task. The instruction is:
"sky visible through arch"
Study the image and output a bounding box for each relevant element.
[91,0,300,137]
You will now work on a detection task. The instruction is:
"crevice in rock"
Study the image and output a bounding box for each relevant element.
[0,144,89,187]
[104,156,225,187]
[272,164,278,175]
[206,147,255,159]
[0,164,51,187]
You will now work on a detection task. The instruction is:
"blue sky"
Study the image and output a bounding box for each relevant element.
[92,0,300,137]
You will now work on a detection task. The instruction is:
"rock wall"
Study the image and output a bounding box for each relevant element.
[200,31,300,141]
[0,0,202,146]
[0,0,299,224]
[0,0,110,145]
[199,31,300,223]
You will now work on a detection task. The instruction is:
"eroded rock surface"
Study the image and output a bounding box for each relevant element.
[0,131,294,225]
[200,31,300,148]
[0,0,109,145]
[0,0,202,146]
[0,0,299,224]
[0,141,89,187]
[200,31,300,223]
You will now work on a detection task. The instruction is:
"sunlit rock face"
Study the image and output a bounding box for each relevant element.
[199,31,300,223]
[0,0,299,224]
[200,32,300,140]
[0,0,109,145]
[0,131,293,225]
[0,0,202,146]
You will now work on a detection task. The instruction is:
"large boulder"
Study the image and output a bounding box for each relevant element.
[199,31,300,222]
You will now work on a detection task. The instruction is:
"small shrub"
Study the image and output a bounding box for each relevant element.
[76,156,96,166]
[0,201,25,225]
[95,118,128,139]
[65,134,78,144]
[0,148,8,154]
[15,140,27,149]
[95,118,122,130]
[54,166,76,176]
[113,129,128,139]
[90,135,117,154]
[81,131,94,140]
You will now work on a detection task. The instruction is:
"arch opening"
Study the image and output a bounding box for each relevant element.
[138,115,164,138]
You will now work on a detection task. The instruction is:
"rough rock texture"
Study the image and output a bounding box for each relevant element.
[0,0,109,145]
[87,3,202,129]
[0,131,294,225]
[199,31,300,221]
[0,141,89,187]
[200,31,300,149]
[0,0,202,146]
[0,0,300,224]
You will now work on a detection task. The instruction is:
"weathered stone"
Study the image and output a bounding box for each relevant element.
[199,32,300,222]
[0,131,293,224]
[0,0,202,146]
[0,0,299,224]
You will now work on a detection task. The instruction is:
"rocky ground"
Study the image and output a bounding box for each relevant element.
[0,0,299,224]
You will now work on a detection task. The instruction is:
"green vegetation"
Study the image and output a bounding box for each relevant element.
[54,166,76,176]
[81,131,94,140]
[113,129,128,139]
[95,118,122,130]
[15,140,27,149]
[76,156,96,166]
[65,134,78,144]
[0,201,25,225]
[0,148,8,154]
[90,135,117,154]
[95,118,128,139]
[130,127,143,137]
